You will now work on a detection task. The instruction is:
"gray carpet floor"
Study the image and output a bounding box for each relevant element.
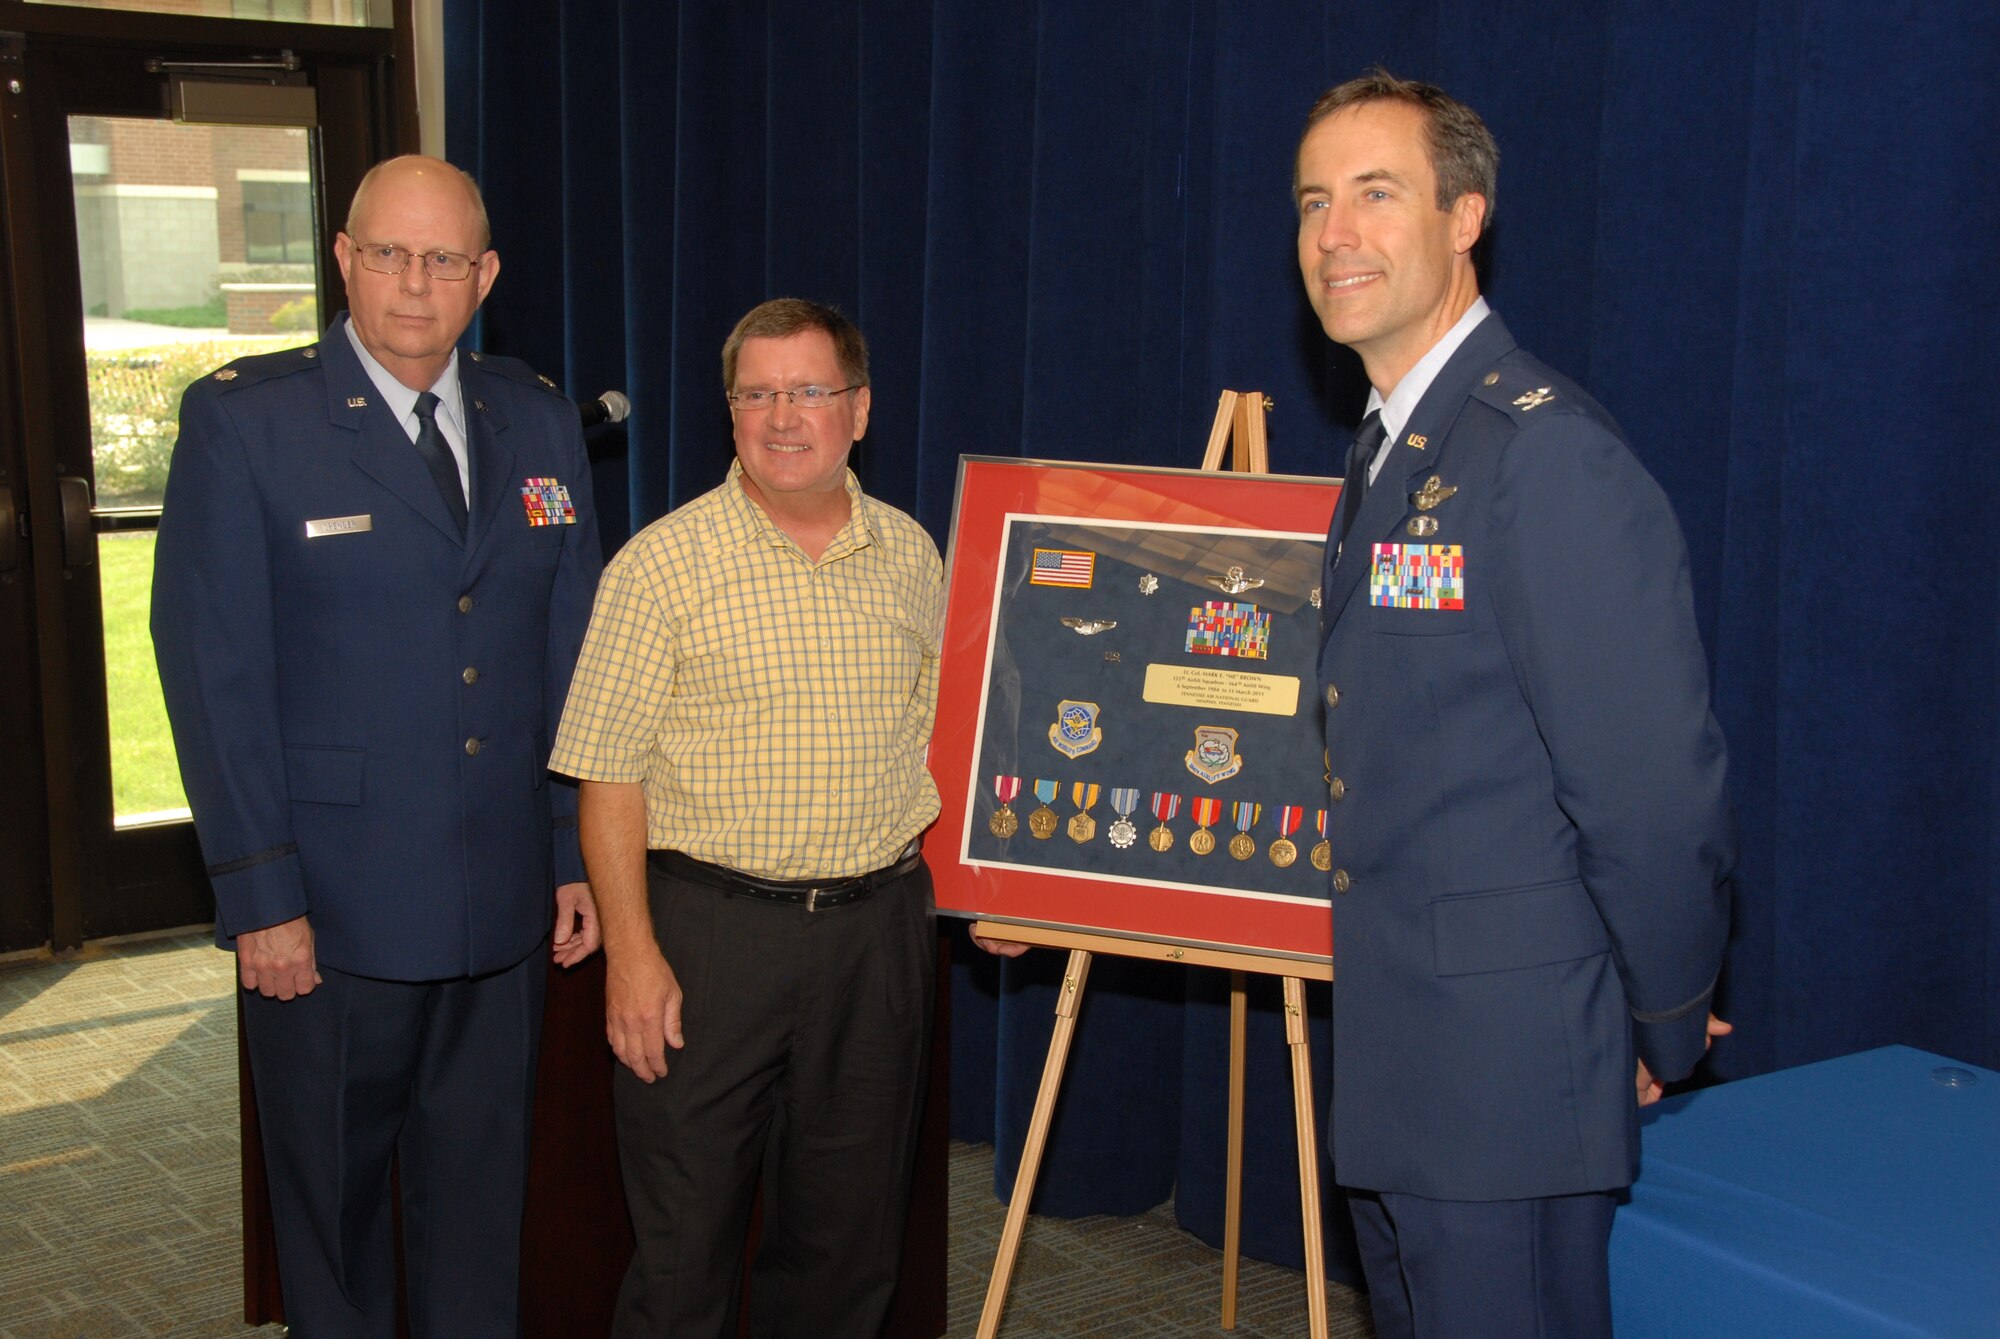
[0,933,1372,1337]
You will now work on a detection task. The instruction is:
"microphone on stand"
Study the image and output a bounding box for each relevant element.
[578,390,631,429]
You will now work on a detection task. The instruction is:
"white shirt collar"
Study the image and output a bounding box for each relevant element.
[1363,296,1491,481]
[342,316,466,442]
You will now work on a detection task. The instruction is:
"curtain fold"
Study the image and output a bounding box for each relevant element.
[449,0,2000,1280]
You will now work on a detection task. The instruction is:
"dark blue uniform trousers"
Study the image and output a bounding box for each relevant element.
[1348,1187,1617,1339]
[241,944,547,1339]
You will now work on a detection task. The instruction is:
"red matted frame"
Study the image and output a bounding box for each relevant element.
[929,456,1344,963]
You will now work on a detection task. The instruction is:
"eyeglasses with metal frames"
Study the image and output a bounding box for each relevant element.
[353,243,480,281]
[726,386,860,411]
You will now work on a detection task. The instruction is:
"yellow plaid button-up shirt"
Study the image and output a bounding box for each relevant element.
[550,463,942,880]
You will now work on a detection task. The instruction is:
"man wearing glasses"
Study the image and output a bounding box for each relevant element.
[153,155,602,1336]
[551,299,942,1338]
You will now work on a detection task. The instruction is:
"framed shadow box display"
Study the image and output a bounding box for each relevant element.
[929,457,1344,963]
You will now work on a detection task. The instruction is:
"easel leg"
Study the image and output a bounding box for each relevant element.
[1285,976,1330,1339]
[1221,969,1247,1329]
[976,949,1094,1339]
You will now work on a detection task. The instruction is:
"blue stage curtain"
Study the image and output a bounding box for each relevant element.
[447,0,2000,1282]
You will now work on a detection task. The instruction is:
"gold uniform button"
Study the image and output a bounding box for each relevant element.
[461,667,479,685]
[457,594,475,613]
[1330,777,1346,802]
[1332,869,1352,894]
[1325,684,1340,708]
[464,738,482,756]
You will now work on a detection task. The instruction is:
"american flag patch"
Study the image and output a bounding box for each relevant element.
[1369,544,1465,609]
[1185,601,1270,659]
[1030,548,1095,588]
[520,477,576,526]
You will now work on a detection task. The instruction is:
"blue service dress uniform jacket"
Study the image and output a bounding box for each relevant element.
[152,314,602,981]
[1316,313,1733,1202]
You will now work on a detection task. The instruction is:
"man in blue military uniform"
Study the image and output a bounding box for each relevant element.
[1298,73,1734,1337]
[152,155,602,1337]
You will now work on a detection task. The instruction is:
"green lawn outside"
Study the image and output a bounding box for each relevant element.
[98,530,187,820]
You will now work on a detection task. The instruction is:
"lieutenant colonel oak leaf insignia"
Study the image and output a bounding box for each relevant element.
[519,477,577,526]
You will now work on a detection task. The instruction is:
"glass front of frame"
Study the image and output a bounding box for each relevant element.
[930,458,1344,962]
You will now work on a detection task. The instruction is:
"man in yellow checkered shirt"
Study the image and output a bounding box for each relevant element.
[549,299,943,1338]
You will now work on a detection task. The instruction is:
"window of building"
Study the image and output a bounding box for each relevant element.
[243,178,313,263]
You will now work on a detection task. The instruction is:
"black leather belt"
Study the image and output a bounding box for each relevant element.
[650,846,921,911]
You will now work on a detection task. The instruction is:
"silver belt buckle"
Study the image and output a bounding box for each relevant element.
[806,887,822,913]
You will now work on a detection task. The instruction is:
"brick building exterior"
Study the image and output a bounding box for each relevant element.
[71,117,316,332]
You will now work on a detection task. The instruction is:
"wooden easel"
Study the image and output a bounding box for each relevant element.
[974,390,1334,1339]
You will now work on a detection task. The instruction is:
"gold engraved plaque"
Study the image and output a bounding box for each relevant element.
[1144,664,1299,718]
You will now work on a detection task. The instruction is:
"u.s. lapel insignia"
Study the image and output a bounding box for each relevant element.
[1412,476,1458,511]
[1048,700,1103,758]
[213,369,238,381]
[346,396,368,408]
[473,400,486,412]
[1513,386,1556,411]
[1406,433,1428,450]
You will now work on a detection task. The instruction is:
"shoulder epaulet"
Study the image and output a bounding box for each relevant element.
[203,341,323,392]
[464,348,569,398]
[1469,353,1580,424]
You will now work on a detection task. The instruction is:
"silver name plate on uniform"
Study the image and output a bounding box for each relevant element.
[305,514,372,538]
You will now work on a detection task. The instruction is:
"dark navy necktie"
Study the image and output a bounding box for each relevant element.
[1335,410,1386,547]
[412,391,467,538]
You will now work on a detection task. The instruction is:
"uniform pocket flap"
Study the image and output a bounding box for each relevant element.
[1433,879,1610,976]
[284,745,366,806]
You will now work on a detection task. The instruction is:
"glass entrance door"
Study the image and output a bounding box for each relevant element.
[0,13,399,952]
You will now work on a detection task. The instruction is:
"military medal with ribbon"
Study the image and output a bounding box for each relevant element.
[1028,780,1061,839]
[989,776,1022,838]
[1148,792,1181,852]
[1068,782,1101,844]
[1269,805,1303,867]
[1228,801,1262,861]
[1107,788,1141,849]
[1311,809,1332,871]
[1188,796,1222,856]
